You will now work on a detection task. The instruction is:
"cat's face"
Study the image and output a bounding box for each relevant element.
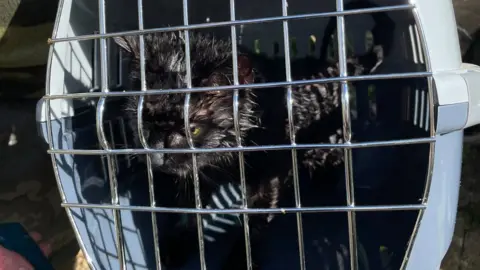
[115,33,258,177]
[133,89,255,177]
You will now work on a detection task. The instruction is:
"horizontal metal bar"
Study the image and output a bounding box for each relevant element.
[44,71,431,100]
[48,137,435,155]
[49,4,413,43]
[61,203,426,214]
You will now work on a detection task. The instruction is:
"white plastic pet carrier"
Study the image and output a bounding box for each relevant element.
[36,0,480,269]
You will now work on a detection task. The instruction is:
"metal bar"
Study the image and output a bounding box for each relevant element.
[108,121,119,170]
[182,1,207,269]
[281,1,306,269]
[136,0,162,268]
[96,0,125,268]
[44,71,432,100]
[118,117,131,168]
[229,1,253,269]
[48,137,436,155]
[336,0,358,269]
[61,203,427,213]
[49,5,414,43]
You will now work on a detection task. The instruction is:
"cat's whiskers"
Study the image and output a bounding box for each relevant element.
[204,163,236,180]
[127,155,138,162]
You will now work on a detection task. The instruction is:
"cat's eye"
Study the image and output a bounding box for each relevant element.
[191,127,201,136]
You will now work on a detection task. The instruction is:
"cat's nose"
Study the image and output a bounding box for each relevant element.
[152,140,164,149]
[166,132,186,148]
[150,152,165,166]
[149,140,166,166]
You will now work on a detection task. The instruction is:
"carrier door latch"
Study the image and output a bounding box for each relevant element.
[434,63,480,129]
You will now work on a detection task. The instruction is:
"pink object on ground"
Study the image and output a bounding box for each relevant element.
[0,232,51,270]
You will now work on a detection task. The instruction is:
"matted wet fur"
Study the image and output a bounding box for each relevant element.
[114,31,382,269]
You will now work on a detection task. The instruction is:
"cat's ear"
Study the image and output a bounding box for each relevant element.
[204,72,229,87]
[113,36,139,56]
[201,73,230,97]
[237,55,254,84]
[201,55,253,87]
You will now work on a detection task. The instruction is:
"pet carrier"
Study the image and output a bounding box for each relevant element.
[36,0,480,269]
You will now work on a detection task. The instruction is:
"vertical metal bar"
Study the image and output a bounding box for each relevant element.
[101,156,108,180]
[229,1,253,270]
[281,1,306,269]
[136,0,162,268]
[96,0,125,268]
[182,1,206,269]
[336,0,358,269]
[108,121,119,169]
[118,117,131,168]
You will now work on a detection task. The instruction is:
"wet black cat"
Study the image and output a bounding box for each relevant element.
[114,31,381,268]
[115,33,258,176]
[114,32,288,268]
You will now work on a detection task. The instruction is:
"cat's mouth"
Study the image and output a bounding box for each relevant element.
[149,153,193,177]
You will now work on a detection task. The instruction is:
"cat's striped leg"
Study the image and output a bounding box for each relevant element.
[202,182,243,242]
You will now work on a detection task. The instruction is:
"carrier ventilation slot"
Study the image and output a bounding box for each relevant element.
[411,87,429,131]
[409,24,425,65]
[99,116,134,182]
[92,32,123,92]
[252,35,318,57]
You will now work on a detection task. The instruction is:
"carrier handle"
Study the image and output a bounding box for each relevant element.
[319,0,395,65]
